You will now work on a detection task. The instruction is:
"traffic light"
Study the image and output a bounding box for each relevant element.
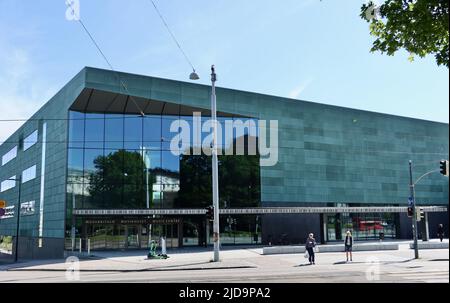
[419,207,425,220]
[440,160,449,177]
[205,206,214,221]
[407,206,414,218]
[415,207,425,222]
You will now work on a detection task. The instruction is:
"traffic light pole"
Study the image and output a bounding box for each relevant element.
[409,160,419,259]
[211,66,220,262]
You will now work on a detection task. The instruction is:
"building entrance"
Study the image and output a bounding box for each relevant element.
[67,217,182,251]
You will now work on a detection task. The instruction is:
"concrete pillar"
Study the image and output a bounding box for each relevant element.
[422,213,429,241]
[206,218,210,246]
[321,214,327,244]
[124,225,129,249]
[178,220,183,248]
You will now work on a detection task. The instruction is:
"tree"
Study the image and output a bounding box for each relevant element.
[361,0,449,67]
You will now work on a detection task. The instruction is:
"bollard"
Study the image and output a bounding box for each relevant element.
[79,238,82,253]
[88,238,90,255]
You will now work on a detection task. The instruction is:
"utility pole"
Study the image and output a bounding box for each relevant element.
[408,160,419,259]
[211,65,220,262]
[9,175,22,263]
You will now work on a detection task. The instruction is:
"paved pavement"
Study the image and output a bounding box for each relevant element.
[0,240,448,283]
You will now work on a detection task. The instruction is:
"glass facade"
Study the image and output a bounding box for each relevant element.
[66,109,261,249]
[67,110,260,210]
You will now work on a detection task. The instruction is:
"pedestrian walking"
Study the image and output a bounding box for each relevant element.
[344,231,353,262]
[305,233,317,265]
[437,224,444,242]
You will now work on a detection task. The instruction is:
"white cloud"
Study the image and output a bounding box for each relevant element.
[288,78,314,99]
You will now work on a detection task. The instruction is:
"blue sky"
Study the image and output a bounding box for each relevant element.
[0,0,448,142]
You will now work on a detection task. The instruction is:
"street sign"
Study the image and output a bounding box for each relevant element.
[0,208,5,217]
[408,197,413,207]
[0,200,6,208]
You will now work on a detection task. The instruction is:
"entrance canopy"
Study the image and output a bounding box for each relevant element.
[70,88,244,117]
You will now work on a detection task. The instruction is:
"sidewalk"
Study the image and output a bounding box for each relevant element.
[1,239,447,272]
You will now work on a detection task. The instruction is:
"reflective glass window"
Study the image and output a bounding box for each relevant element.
[124,115,143,150]
[68,148,84,182]
[1,176,16,192]
[69,111,85,148]
[122,149,145,208]
[22,165,37,183]
[101,149,125,209]
[105,114,123,149]
[2,146,17,166]
[23,130,38,151]
[143,149,162,209]
[162,117,180,149]
[85,113,104,149]
[161,151,180,208]
[84,149,104,181]
[143,115,162,149]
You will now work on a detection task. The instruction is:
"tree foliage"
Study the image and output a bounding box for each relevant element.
[175,153,260,209]
[88,150,153,209]
[361,0,449,67]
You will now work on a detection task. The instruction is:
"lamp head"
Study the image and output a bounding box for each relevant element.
[189,71,200,80]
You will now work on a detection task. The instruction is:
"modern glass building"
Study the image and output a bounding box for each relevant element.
[0,67,448,260]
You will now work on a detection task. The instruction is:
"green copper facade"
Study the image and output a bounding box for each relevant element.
[0,67,448,260]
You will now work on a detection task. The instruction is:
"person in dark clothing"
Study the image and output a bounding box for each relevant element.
[437,224,444,242]
[344,231,354,262]
[305,233,317,265]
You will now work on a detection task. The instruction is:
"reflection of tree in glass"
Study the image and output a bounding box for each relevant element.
[88,150,157,209]
[175,149,260,209]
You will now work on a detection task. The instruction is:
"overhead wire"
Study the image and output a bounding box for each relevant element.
[65,1,145,116]
[148,0,197,74]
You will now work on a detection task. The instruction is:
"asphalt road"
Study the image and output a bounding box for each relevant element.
[0,245,448,283]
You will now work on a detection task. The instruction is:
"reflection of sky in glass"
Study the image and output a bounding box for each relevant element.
[67,110,260,210]
[144,116,161,142]
[84,149,103,177]
[68,148,83,171]
[69,111,84,148]
[124,115,142,150]
[85,113,104,149]
[162,151,179,173]
[105,114,123,149]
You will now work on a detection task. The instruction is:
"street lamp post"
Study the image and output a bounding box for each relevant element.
[408,160,419,259]
[7,176,22,262]
[211,65,220,262]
